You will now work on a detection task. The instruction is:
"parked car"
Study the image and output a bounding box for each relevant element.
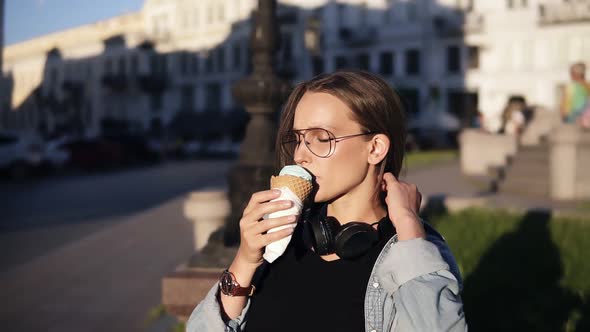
[38,136,71,173]
[103,134,163,164]
[407,110,461,150]
[0,131,44,179]
[60,138,126,171]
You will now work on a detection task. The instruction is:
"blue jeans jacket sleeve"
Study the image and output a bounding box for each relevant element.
[376,236,467,331]
[186,283,252,332]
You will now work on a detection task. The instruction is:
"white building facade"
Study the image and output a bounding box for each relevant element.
[1,0,589,137]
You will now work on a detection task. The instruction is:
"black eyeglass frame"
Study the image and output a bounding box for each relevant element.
[281,127,375,158]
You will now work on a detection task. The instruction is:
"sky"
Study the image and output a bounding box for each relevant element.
[4,0,145,46]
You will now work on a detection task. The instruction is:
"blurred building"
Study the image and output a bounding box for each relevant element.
[0,0,3,72]
[0,0,8,121]
[1,0,589,138]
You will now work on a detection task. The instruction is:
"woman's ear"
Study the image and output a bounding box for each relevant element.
[367,134,390,165]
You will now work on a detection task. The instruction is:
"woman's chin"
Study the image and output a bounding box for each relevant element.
[312,192,324,203]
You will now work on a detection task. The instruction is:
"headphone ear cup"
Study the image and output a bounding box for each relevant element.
[334,222,379,260]
[316,216,340,255]
[307,216,330,255]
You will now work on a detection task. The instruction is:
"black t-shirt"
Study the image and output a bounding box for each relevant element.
[244,217,393,332]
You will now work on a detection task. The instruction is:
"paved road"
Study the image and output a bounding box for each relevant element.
[0,160,233,272]
[0,159,233,332]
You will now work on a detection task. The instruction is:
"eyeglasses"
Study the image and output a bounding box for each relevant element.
[281,127,374,159]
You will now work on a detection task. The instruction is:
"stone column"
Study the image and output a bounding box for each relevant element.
[183,190,230,251]
[549,124,590,200]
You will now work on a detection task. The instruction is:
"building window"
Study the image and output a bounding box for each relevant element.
[405,49,420,75]
[335,56,348,70]
[150,54,167,74]
[218,4,225,21]
[447,46,461,73]
[130,56,138,75]
[181,85,194,110]
[379,51,394,76]
[180,53,189,75]
[356,53,370,71]
[192,55,200,75]
[468,46,480,69]
[217,47,225,72]
[160,55,168,74]
[281,32,293,62]
[150,55,158,74]
[206,55,214,73]
[312,56,324,76]
[207,5,214,24]
[118,57,127,75]
[105,58,113,74]
[206,83,222,111]
[233,43,242,70]
[447,90,479,127]
[398,88,420,114]
[508,0,527,8]
[151,93,163,112]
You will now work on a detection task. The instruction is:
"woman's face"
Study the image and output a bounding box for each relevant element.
[292,92,372,203]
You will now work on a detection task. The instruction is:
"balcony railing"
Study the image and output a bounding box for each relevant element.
[538,2,590,26]
[339,26,378,47]
[433,12,484,38]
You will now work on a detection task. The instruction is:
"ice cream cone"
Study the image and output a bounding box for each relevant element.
[270,175,313,203]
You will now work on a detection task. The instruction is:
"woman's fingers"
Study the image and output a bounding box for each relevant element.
[253,215,298,234]
[383,172,400,183]
[259,226,296,247]
[242,216,297,249]
[241,199,293,226]
[243,189,281,216]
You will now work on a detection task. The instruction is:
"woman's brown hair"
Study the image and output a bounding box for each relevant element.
[275,70,407,204]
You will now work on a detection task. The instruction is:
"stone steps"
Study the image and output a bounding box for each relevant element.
[499,177,549,197]
[497,144,550,196]
[507,147,549,164]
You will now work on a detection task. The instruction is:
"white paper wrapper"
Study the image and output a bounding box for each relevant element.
[262,186,303,263]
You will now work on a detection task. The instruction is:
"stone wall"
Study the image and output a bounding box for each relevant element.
[459,128,518,176]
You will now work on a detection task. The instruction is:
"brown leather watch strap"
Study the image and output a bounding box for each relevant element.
[219,269,256,297]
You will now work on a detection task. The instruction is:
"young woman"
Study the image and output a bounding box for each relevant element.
[187,71,467,331]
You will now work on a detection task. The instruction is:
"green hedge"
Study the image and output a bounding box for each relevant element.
[430,208,590,332]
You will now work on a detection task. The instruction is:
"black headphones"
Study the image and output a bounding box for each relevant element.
[302,203,395,260]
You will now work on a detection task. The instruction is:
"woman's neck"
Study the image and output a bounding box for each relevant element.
[327,197,387,224]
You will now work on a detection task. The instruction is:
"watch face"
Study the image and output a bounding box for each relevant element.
[220,271,235,295]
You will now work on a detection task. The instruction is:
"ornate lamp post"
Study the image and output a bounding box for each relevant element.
[162,0,290,322]
[224,0,290,246]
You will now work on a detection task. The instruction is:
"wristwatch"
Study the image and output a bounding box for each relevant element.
[219,269,255,297]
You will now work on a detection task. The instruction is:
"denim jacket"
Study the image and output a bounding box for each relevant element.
[186,223,467,331]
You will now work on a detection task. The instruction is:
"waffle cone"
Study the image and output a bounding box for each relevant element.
[270,175,313,203]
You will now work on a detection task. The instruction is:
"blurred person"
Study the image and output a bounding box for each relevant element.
[560,62,590,126]
[186,71,466,331]
[501,96,527,136]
